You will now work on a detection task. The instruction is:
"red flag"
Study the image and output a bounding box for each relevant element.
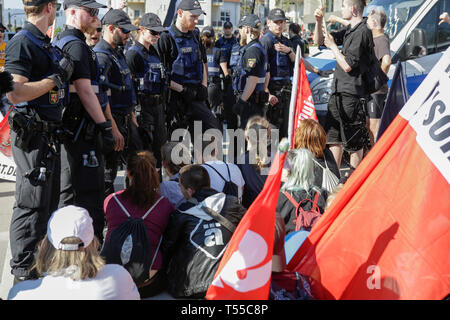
[0,108,12,158]
[286,48,450,300]
[206,144,288,300]
[290,58,317,147]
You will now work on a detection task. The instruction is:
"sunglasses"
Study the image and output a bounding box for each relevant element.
[119,27,130,34]
[96,28,102,32]
[80,7,99,17]
[149,30,161,36]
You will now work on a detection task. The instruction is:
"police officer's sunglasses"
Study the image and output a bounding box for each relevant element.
[149,30,160,36]
[80,7,99,17]
[118,27,130,34]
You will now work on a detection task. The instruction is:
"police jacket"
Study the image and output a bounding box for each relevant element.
[125,41,162,95]
[161,188,246,298]
[215,36,238,66]
[237,39,267,93]
[53,28,108,112]
[5,22,67,121]
[157,24,206,86]
[94,39,136,114]
[260,31,293,82]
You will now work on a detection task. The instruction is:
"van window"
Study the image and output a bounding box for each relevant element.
[395,1,449,62]
[437,0,450,52]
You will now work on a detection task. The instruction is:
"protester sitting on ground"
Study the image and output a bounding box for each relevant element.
[294,119,341,187]
[8,205,140,300]
[160,141,192,208]
[238,116,273,208]
[195,136,245,203]
[161,164,246,298]
[103,151,174,298]
[277,148,328,235]
[270,213,313,300]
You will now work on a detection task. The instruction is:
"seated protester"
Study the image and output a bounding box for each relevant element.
[104,151,174,298]
[270,213,313,300]
[161,165,246,298]
[8,205,139,300]
[160,142,192,208]
[276,148,328,235]
[294,119,341,189]
[196,137,245,203]
[237,116,272,208]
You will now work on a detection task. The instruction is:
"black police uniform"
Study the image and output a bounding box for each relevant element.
[205,44,224,118]
[95,38,143,198]
[53,27,110,243]
[126,41,167,167]
[215,34,238,130]
[157,24,220,137]
[260,30,294,138]
[5,21,67,279]
[234,38,268,129]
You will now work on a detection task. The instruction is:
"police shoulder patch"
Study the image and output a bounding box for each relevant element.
[247,58,256,68]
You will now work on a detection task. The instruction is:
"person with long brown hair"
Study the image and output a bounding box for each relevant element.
[294,119,340,186]
[104,151,174,298]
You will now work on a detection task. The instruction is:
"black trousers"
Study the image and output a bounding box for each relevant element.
[266,83,292,138]
[10,131,60,278]
[167,90,221,139]
[59,132,105,243]
[104,112,143,199]
[223,80,238,131]
[137,94,167,168]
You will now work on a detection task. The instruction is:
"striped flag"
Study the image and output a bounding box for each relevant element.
[286,47,450,299]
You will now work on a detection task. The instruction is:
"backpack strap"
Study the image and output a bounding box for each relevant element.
[283,191,299,208]
[149,236,163,271]
[113,193,131,218]
[142,196,164,220]
[201,206,236,233]
[204,163,231,183]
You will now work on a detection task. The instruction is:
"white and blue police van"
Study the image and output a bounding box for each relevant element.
[307,0,450,120]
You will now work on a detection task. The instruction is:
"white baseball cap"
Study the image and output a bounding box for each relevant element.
[47,205,94,251]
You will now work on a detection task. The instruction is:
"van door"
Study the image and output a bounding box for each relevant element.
[394,0,450,95]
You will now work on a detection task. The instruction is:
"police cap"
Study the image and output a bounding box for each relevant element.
[240,14,262,28]
[201,26,214,38]
[268,8,288,21]
[140,13,165,32]
[223,21,233,29]
[63,0,106,10]
[177,0,206,16]
[102,9,138,32]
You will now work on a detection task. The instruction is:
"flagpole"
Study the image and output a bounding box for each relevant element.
[287,45,301,148]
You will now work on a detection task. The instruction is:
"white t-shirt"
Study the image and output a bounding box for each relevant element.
[202,161,245,202]
[8,264,140,300]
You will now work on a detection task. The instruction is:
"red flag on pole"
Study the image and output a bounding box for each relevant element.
[0,108,12,158]
[286,48,450,300]
[288,57,317,148]
[206,141,289,300]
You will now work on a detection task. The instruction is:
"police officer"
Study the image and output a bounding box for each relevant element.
[215,21,238,130]
[4,0,73,282]
[157,0,220,138]
[260,8,295,139]
[53,0,114,243]
[261,8,324,138]
[94,9,143,198]
[232,14,269,130]
[201,26,223,120]
[125,12,167,168]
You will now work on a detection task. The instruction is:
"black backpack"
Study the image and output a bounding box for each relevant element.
[101,194,163,285]
[204,163,239,198]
